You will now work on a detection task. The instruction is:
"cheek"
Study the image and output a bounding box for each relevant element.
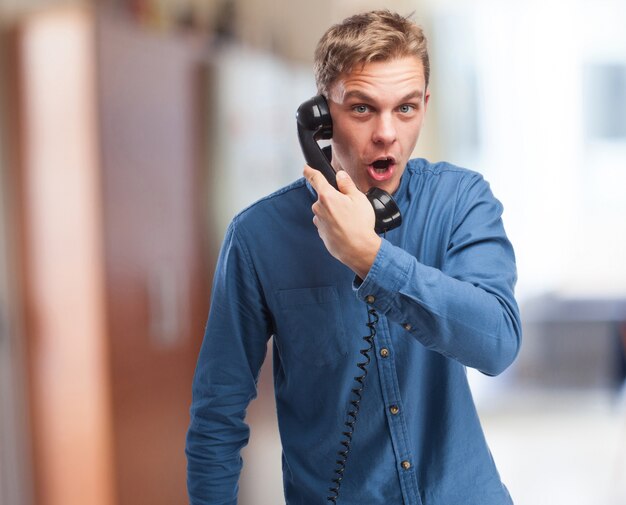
[402,121,423,145]
[336,125,368,156]
[333,117,354,142]
[333,125,357,156]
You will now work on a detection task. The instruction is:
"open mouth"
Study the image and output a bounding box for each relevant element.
[368,157,396,181]
[372,158,393,172]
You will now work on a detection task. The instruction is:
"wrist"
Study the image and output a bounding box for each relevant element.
[348,234,382,280]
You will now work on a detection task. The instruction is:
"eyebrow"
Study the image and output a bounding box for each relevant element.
[344,89,424,102]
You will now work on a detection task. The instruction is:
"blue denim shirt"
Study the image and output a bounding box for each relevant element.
[186,158,521,505]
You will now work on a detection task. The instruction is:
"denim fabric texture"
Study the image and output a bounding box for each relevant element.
[186,158,521,505]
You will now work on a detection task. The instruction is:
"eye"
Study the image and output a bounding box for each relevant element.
[398,104,415,114]
[352,104,370,114]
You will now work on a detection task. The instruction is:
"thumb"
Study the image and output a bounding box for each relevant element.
[336,170,357,195]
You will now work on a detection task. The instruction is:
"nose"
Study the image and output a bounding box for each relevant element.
[371,113,397,145]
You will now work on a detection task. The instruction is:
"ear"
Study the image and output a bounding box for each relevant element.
[424,89,431,112]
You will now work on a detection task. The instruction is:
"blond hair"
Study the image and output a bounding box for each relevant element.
[314,10,430,96]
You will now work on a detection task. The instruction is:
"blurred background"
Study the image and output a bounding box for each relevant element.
[0,0,625,504]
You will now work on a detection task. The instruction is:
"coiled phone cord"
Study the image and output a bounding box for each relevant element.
[327,305,379,503]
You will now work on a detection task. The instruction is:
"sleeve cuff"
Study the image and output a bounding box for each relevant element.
[353,238,410,314]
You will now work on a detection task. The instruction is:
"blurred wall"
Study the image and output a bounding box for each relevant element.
[232,0,420,62]
[0,2,211,505]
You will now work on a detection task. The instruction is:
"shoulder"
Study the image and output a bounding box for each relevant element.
[405,158,484,184]
[229,178,311,236]
[403,158,489,201]
[402,158,499,222]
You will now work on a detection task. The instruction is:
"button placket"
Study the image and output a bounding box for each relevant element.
[372,315,422,505]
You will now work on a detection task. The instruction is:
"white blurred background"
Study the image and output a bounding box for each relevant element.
[1,0,625,504]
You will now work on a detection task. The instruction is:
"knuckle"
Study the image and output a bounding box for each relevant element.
[318,191,331,205]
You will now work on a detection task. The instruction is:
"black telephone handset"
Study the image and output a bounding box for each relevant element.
[296,95,402,234]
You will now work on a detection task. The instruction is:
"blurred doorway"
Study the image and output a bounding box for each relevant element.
[0,211,30,505]
[0,47,31,503]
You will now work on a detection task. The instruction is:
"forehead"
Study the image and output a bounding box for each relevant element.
[329,56,426,102]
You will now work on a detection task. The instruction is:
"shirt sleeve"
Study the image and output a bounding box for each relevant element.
[355,173,522,376]
[186,220,272,505]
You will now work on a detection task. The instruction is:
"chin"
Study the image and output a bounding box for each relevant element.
[370,180,399,195]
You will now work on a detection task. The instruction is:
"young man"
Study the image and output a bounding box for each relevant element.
[186,10,521,505]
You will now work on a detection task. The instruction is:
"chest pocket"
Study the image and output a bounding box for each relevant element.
[275,286,348,367]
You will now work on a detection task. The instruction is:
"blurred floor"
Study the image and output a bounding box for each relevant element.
[482,388,626,505]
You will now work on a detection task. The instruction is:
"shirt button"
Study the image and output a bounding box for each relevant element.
[365,295,375,304]
[380,348,390,358]
[401,460,411,470]
[389,405,400,415]
[402,323,412,331]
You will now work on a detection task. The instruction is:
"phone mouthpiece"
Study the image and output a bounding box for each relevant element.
[366,188,402,233]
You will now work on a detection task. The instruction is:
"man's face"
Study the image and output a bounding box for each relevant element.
[327,56,430,195]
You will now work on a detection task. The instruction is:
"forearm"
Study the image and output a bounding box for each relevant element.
[356,239,521,375]
[186,410,248,505]
[186,325,263,504]
[186,221,271,503]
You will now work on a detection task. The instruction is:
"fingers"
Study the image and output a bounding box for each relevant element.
[304,165,358,199]
[305,165,356,232]
[303,165,332,194]
[335,170,357,195]
[311,200,325,225]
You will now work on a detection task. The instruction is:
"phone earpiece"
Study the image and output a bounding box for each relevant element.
[296,95,333,138]
[296,96,336,188]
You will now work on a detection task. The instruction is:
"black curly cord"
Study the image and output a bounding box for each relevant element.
[327,306,379,503]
